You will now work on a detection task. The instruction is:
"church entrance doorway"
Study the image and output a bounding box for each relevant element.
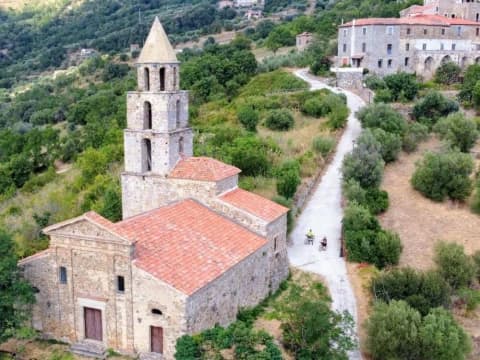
[150,326,163,354]
[84,308,102,341]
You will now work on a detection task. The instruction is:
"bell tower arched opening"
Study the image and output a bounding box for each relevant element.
[176,99,181,128]
[173,67,177,89]
[144,101,152,129]
[144,68,150,91]
[142,139,152,172]
[160,68,165,91]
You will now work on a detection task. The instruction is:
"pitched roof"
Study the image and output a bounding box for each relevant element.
[138,17,178,63]
[18,249,51,265]
[340,14,480,27]
[220,188,289,222]
[113,199,267,295]
[170,157,241,182]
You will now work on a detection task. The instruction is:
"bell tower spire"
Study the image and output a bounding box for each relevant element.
[121,17,193,218]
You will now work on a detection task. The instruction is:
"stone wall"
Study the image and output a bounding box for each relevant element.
[333,68,364,90]
[132,267,187,359]
[21,221,136,353]
[186,243,271,332]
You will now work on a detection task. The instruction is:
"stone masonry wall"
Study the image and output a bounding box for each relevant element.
[185,243,271,333]
[132,266,187,359]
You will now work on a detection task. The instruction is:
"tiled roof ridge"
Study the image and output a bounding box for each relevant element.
[170,156,241,181]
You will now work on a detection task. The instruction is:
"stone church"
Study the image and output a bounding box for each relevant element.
[19,18,289,360]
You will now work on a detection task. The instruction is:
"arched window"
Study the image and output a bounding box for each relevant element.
[142,139,152,172]
[477,13,479,22]
[173,67,177,89]
[179,136,184,154]
[176,99,181,128]
[144,67,150,91]
[152,309,162,315]
[144,101,152,129]
[159,67,165,91]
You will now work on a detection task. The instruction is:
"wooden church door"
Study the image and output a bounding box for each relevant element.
[150,326,163,354]
[84,308,102,341]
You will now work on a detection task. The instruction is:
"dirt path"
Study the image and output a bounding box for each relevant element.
[288,69,364,360]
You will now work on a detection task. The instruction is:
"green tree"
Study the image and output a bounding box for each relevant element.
[435,62,461,85]
[342,131,385,188]
[366,300,422,360]
[280,284,356,359]
[264,109,294,131]
[276,160,301,199]
[356,103,407,136]
[411,150,474,201]
[371,267,451,316]
[412,91,459,128]
[227,137,270,176]
[265,27,294,54]
[459,64,480,104]
[237,105,259,132]
[433,112,479,152]
[383,72,419,101]
[420,308,471,360]
[371,128,402,163]
[0,230,35,340]
[77,148,109,185]
[403,122,429,153]
[434,242,476,290]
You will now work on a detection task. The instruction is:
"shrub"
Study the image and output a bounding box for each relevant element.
[356,103,407,136]
[237,105,259,132]
[412,91,459,128]
[227,137,270,176]
[419,308,471,360]
[301,97,324,117]
[434,242,476,290]
[473,250,480,280]
[280,283,356,359]
[342,131,385,188]
[435,61,461,85]
[402,122,429,153]
[365,74,386,90]
[459,64,480,104]
[366,300,422,360]
[411,150,474,201]
[371,128,402,163]
[433,112,479,152]
[383,72,419,101]
[373,88,393,103]
[364,187,389,215]
[367,301,471,360]
[343,202,380,233]
[371,268,451,316]
[264,109,294,131]
[276,160,301,199]
[326,100,349,129]
[457,287,480,312]
[312,136,335,157]
[343,204,400,268]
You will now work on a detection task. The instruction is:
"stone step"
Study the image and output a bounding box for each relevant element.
[70,341,107,359]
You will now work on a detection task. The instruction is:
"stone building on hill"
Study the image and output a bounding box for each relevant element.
[19,17,289,360]
[336,0,480,78]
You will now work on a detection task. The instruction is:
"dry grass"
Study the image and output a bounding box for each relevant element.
[252,46,296,62]
[346,262,378,360]
[379,137,480,269]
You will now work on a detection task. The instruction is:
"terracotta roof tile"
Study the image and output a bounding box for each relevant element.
[113,199,267,295]
[340,15,480,27]
[220,188,289,222]
[170,157,241,182]
[19,249,51,265]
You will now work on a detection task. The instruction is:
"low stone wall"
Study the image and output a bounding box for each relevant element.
[331,67,364,90]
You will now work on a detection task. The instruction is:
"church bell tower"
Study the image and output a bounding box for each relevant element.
[123,17,192,177]
[121,18,193,219]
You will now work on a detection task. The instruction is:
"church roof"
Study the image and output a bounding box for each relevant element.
[220,188,289,222]
[170,157,241,182]
[113,199,267,295]
[137,17,178,64]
